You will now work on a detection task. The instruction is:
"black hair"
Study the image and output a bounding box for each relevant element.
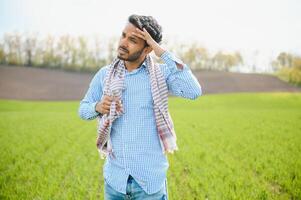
[128,14,163,45]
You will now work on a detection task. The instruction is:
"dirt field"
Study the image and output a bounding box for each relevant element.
[0,65,300,101]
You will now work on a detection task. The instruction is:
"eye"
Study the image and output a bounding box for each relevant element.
[130,39,137,43]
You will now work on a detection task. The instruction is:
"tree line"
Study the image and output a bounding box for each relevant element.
[0,32,244,72]
[0,33,117,72]
[272,52,301,85]
[0,32,300,85]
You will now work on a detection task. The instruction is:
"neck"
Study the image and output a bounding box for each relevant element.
[124,56,146,72]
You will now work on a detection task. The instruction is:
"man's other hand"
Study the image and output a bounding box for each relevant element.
[95,95,123,115]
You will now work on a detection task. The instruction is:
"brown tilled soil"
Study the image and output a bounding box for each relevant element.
[0,65,300,101]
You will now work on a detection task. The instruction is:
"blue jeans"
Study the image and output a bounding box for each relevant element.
[104,175,168,200]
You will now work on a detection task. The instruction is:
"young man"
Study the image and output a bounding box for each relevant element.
[78,14,202,200]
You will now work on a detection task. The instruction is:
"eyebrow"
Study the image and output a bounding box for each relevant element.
[129,36,138,41]
[121,31,139,41]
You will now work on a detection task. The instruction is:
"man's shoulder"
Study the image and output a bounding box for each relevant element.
[98,64,110,74]
[89,65,110,86]
[94,65,110,78]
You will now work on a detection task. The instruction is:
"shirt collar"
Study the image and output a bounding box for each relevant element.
[124,59,147,73]
[124,58,147,74]
[141,59,147,68]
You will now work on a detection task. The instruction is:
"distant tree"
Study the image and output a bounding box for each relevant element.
[3,33,23,65]
[23,34,37,66]
[181,43,209,70]
[212,51,243,72]
[274,52,301,85]
[293,56,301,70]
[0,42,5,64]
[272,52,294,71]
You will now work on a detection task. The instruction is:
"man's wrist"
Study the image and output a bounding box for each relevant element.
[150,41,165,57]
[94,102,101,114]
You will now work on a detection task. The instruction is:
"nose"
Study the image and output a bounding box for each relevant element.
[119,37,129,49]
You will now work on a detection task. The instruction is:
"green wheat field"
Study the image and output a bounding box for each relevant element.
[0,93,300,200]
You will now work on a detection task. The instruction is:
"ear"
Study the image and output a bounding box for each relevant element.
[144,46,153,54]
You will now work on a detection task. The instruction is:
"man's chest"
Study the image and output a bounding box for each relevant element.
[122,73,154,110]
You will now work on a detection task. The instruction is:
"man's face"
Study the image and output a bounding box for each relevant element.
[117,23,147,61]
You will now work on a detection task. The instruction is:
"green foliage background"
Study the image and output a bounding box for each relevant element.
[0,93,300,199]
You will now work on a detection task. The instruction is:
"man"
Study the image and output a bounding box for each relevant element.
[78,14,202,200]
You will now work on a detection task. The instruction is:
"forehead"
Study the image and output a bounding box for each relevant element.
[121,23,145,44]
[122,23,137,34]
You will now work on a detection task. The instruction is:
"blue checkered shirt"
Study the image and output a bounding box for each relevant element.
[78,51,202,195]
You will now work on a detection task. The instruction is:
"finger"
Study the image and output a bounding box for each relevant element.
[134,28,146,35]
[116,104,122,109]
[104,95,112,100]
[116,105,123,112]
[135,28,145,34]
[142,28,151,36]
[132,32,145,40]
[103,101,111,107]
[103,104,110,110]
[102,109,109,114]
[105,96,113,101]
[114,96,120,101]
[117,101,123,107]
[116,104,122,111]
[105,98,114,104]
[113,97,122,105]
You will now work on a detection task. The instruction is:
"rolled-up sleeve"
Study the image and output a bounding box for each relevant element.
[78,66,107,120]
[160,51,202,99]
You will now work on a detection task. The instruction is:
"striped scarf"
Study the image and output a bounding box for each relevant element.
[96,55,178,159]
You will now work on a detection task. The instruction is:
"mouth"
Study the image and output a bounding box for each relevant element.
[118,47,128,54]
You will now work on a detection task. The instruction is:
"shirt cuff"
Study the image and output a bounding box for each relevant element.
[160,51,188,72]
[92,101,101,116]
